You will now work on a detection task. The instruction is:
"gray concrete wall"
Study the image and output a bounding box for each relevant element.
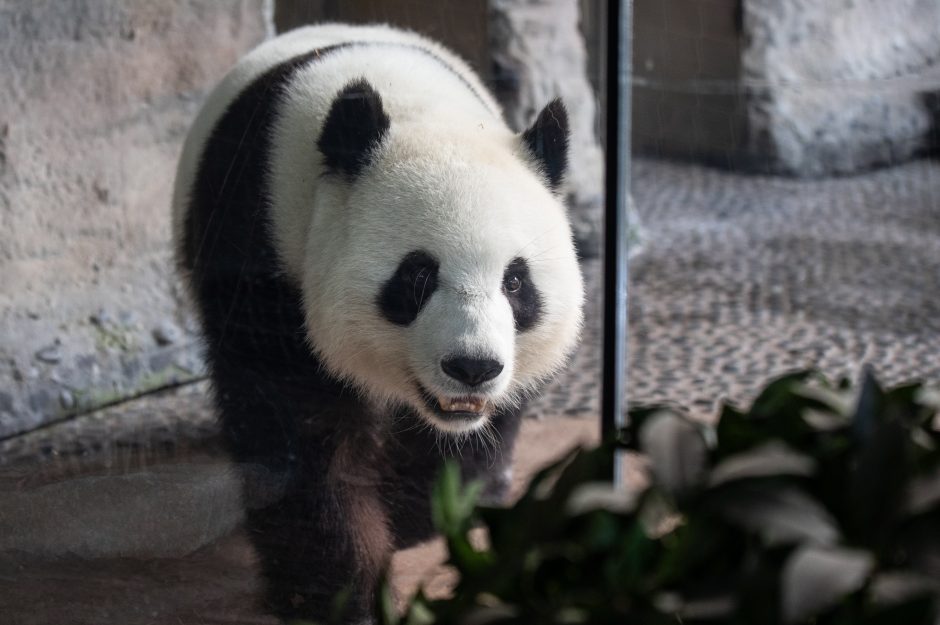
[0,0,270,438]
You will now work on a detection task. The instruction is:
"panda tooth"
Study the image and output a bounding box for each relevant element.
[437,396,488,413]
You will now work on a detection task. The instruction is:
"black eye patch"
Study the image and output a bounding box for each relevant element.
[378,250,439,326]
[503,257,542,331]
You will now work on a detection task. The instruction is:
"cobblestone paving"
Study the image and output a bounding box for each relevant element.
[625,157,940,416]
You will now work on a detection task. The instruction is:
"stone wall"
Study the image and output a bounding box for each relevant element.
[633,0,940,176]
[0,0,270,437]
[745,0,940,176]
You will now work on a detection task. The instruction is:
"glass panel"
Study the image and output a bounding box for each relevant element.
[0,2,614,622]
[630,0,940,415]
[623,5,940,621]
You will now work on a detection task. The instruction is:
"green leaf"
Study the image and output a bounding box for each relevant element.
[852,366,885,442]
[377,580,401,625]
[914,386,940,413]
[622,404,676,450]
[847,418,911,547]
[390,370,940,625]
[707,441,814,488]
[869,572,940,606]
[710,483,840,545]
[748,370,815,420]
[328,586,353,625]
[566,481,637,515]
[402,592,436,625]
[454,604,519,625]
[905,465,940,517]
[780,546,874,624]
[639,411,710,501]
[861,594,939,625]
[792,383,856,418]
[432,462,482,538]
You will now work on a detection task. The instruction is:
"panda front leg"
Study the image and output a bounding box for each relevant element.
[222,389,392,624]
[245,472,390,622]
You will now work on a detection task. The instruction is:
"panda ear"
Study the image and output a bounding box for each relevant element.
[521,98,569,192]
[318,78,391,178]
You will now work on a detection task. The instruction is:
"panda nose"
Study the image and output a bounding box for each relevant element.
[441,357,504,387]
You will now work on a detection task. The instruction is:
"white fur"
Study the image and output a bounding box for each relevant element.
[174,25,583,433]
[172,24,498,258]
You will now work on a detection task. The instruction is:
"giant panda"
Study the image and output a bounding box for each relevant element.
[173,23,584,623]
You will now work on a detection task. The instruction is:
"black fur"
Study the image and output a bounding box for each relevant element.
[504,257,543,331]
[318,78,390,178]
[182,49,521,623]
[377,250,439,326]
[521,98,570,191]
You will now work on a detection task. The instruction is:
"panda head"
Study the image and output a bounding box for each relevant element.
[295,79,584,434]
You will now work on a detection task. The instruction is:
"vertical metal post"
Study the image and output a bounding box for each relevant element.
[601,0,631,483]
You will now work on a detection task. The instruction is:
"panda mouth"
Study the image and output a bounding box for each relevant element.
[437,395,488,414]
[417,385,490,420]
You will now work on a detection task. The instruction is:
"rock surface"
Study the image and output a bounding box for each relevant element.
[633,0,940,176]
[744,0,940,176]
[0,0,270,437]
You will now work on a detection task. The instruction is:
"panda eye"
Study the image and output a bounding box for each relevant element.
[412,266,431,283]
[411,265,433,292]
[378,250,439,326]
[503,257,542,331]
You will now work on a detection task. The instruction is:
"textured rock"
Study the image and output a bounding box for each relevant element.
[490,0,605,256]
[152,320,182,346]
[0,0,270,437]
[744,0,940,176]
[633,0,940,176]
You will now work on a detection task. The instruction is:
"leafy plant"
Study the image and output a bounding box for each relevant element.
[382,368,940,625]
